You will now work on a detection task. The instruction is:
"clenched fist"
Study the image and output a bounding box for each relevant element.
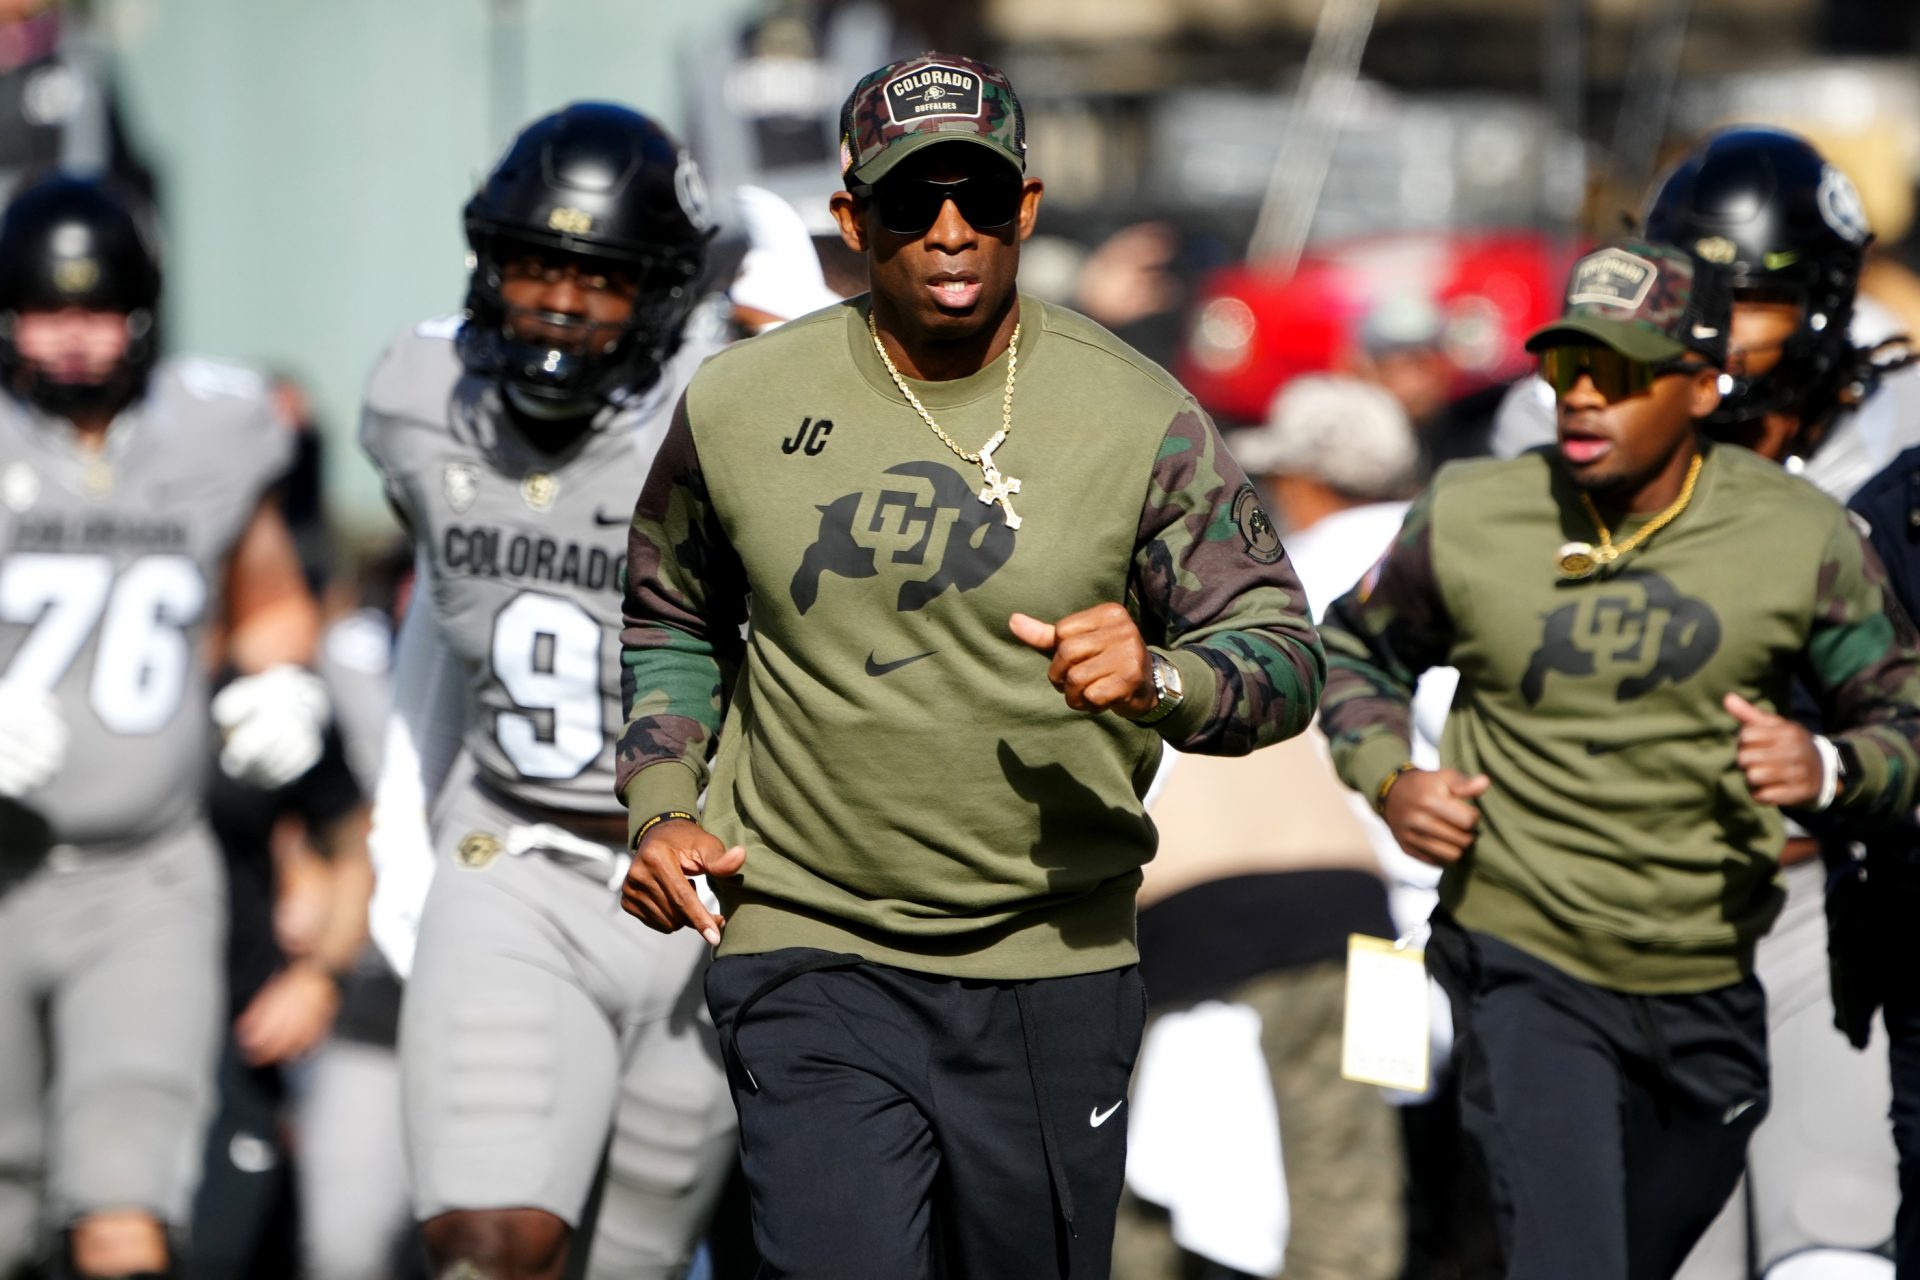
[1382,767,1492,867]
[1009,604,1157,718]
[1725,692,1823,808]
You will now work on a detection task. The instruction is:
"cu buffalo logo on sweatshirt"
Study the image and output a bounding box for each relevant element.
[790,461,1014,614]
[1520,570,1721,706]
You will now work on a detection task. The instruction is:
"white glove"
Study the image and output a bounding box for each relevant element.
[211,665,329,789]
[0,680,68,799]
[729,184,842,325]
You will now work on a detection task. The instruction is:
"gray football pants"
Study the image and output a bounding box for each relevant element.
[297,1040,411,1280]
[401,783,737,1279]
[0,823,225,1273]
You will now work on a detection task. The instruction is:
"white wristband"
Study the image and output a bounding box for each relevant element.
[1811,734,1842,812]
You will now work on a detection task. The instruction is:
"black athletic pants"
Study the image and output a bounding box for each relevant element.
[1882,904,1920,1280]
[1427,913,1769,1280]
[705,949,1146,1280]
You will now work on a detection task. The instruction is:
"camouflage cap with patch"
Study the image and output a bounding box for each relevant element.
[839,52,1026,188]
[1525,238,1731,366]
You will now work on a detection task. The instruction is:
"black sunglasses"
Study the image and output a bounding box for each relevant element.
[854,173,1022,236]
[1537,345,1709,402]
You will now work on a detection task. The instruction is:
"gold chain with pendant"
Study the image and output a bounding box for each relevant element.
[867,310,1025,530]
[1556,453,1703,580]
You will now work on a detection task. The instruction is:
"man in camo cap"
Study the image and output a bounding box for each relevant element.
[1316,237,1920,1277]
[617,51,1323,1279]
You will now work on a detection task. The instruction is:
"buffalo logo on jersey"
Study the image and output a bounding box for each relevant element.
[522,471,558,511]
[1520,570,1720,706]
[790,460,1014,614]
[456,831,502,870]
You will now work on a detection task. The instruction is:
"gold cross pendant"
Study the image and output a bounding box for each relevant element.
[977,440,1022,530]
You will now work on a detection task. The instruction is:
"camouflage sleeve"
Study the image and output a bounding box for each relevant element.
[1800,512,1920,827]
[1132,404,1324,756]
[616,395,748,839]
[1317,486,1455,801]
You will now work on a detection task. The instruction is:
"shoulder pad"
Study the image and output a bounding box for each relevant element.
[413,313,465,341]
[162,355,270,406]
[148,354,291,491]
[365,319,466,427]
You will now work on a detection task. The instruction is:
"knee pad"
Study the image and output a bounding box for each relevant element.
[1764,1248,1895,1279]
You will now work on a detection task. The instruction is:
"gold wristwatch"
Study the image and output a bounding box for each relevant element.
[1134,653,1185,727]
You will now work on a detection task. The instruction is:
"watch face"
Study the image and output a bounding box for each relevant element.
[1161,657,1183,699]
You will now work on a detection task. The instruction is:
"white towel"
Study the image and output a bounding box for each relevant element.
[1126,1000,1289,1277]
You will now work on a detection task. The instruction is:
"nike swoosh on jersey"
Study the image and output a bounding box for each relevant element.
[864,650,936,677]
[593,508,630,527]
[1089,1101,1124,1128]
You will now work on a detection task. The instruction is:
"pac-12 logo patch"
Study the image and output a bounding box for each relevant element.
[443,462,479,514]
[1232,484,1284,564]
[884,64,983,124]
[2,462,38,513]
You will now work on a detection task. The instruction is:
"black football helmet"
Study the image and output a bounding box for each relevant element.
[1643,126,1875,440]
[0,172,161,415]
[458,103,712,414]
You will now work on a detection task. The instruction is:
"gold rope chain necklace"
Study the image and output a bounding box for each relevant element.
[1556,453,1703,580]
[868,311,1025,530]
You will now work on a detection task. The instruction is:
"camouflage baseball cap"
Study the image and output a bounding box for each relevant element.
[839,53,1026,188]
[1525,238,1731,366]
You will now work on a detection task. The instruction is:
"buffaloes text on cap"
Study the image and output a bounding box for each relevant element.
[884,64,984,124]
[1570,248,1658,311]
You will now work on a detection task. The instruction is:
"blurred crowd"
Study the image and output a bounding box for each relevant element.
[1,0,1920,1277]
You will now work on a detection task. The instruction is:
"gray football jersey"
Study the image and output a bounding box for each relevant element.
[360,315,715,818]
[0,356,292,848]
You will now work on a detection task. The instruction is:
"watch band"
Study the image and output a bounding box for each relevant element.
[1134,654,1183,727]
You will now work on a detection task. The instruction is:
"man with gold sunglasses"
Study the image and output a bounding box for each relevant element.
[1318,238,1920,1280]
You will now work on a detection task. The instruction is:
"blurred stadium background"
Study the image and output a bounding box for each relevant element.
[78,0,1920,540]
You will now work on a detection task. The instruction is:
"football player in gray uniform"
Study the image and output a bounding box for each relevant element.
[360,104,738,1280]
[0,174,326,1280]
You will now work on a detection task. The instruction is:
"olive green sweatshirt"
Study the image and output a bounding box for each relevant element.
[616,296,1324,979]
[1319,443,1920,993]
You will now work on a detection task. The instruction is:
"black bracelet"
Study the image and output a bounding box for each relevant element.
[634,809,700,847]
